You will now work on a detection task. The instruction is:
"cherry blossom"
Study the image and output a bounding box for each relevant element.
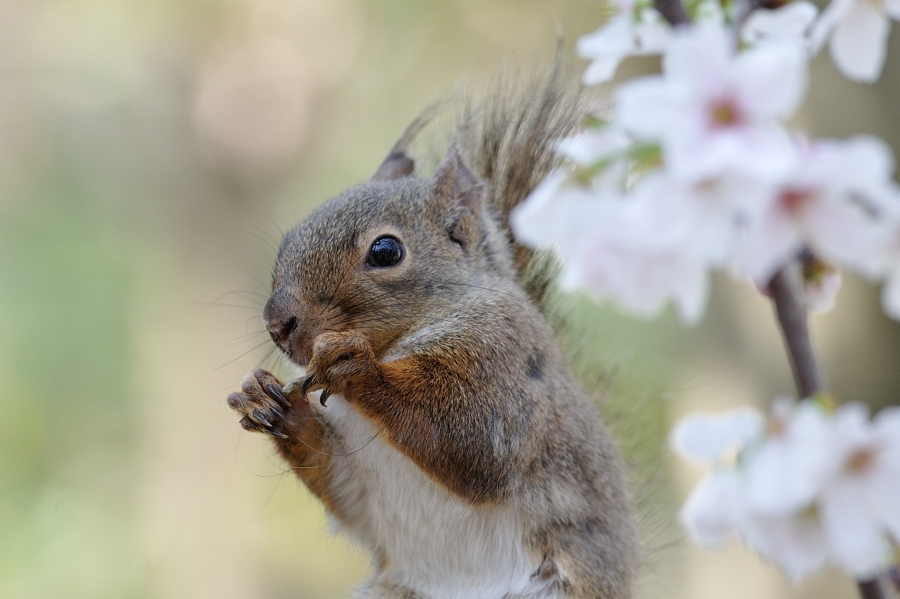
[673,399,900,581]
[517,179,712,323]
[615,21,807,183]
[734,136,900,284]
[513,173,712,322]
[513,170,768,324]
[817,403,900,577]
[532,0,900,590]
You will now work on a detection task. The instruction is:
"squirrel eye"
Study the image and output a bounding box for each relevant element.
[366,236,404,268]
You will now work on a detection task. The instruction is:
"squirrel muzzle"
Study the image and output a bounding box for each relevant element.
[263,288,323,367]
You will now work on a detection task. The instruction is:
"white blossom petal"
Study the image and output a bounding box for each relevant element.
[739,510,830,582]
[666,122,796,183]
[633,8,672,52]
[742,2,819,46]
[804,197,886,277]
[680,469,744,548]
[820,476,893,578]
[882,268,900,319]
[807,136,896,201]
[615,76,679,139]
[732,41,807,120]
[553,127,629,166]
[829,0,891,83]
[745,399,835,515]
[873,407,900,541]
[583,55,628,86]
[734,200,802,283]
[578,15,639,85]
[511,171,619,270]
[670,407,764,466]
[577,235,711,324]
[662,22,730,96]
[811,0,854,52]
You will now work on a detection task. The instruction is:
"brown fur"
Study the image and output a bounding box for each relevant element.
[227,71,639,598]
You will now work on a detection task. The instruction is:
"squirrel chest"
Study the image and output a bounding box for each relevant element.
[316,391,542,599]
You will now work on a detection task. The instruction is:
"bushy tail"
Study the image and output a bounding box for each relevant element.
[458,67,589,304]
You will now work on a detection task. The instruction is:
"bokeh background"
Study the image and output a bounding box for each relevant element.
[1,0,898,598]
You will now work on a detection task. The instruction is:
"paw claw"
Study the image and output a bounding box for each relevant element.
[319,388,331,407]
[265,384,290,408]
[251,409,272,427]
[300,373,315,395]
[268,429,289,439]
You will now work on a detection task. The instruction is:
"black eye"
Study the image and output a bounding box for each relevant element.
[367,236,404,268]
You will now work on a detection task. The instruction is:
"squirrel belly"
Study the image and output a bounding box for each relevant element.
[313,392,542,599]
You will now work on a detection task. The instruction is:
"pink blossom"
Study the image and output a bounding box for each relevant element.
[735,136,899,283]
[615,21,807,183]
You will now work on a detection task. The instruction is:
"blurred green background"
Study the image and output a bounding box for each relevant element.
[0,1,898,598]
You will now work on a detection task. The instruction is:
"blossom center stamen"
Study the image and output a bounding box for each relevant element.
[845,446,876,474]
[709,98,742,127]
[779,188,815,214]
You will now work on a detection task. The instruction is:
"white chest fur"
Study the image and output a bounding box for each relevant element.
[313,393,542,599]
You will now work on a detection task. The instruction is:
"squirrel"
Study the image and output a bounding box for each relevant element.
[227,70,640,599]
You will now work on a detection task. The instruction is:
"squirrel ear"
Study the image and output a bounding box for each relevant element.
[371,151,415,181]
[432,144,485,210]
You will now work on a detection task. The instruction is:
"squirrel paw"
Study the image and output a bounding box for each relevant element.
[300,331,374,406]
[228,368,293,439]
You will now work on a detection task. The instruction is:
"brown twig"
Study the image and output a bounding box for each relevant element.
[653,0,690,26]
[768,262,887,599]
[768,264,825,397]
[858,579,890,599]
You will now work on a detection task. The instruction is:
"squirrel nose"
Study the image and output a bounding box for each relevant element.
[265,315,298,345]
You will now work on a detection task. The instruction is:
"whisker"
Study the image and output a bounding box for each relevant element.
[216,339,273,370]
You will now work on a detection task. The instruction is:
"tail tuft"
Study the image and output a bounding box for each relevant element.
[458,67,589,304]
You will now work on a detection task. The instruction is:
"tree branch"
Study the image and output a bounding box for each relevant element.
[769,263,888,599]
[858,579,890,599]
[768,264,825,398]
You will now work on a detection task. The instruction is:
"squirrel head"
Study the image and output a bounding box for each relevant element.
[264,144,517,366]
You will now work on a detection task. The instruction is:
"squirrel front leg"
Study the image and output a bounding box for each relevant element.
[227,369,341,516]
[302,331,518,504]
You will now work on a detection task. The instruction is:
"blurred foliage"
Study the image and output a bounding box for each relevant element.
[0,0,897,598]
